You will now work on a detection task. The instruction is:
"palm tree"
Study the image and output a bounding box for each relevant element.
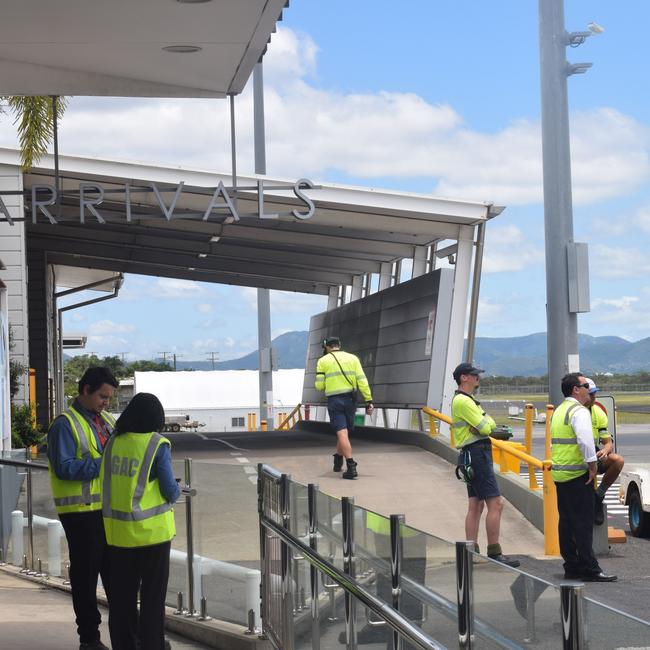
[0,96,67,170]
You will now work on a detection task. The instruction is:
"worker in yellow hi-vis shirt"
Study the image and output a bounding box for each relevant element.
[584,377,625,526]
[451,362,520,568]
[315,336,373,479]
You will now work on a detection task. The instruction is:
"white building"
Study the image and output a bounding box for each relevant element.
[133,369,304,432]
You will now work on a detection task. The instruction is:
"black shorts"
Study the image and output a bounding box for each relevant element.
[463,440,501,500]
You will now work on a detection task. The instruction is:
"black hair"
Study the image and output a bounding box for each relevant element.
[78,366,119,395]
[561,372,583,398]
[115,392,165,435]
[323,336,341,348]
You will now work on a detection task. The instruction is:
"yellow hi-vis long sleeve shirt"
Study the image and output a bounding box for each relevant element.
[451,391,496,448]
[315,351,372,402]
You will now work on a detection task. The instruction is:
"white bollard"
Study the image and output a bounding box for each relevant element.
[245,569,261,628]
[47,520,63,576]
[11,511,24,566]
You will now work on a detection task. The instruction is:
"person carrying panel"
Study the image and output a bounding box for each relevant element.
[315,336,373,479]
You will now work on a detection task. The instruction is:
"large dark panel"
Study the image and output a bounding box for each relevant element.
[303,269,454,408]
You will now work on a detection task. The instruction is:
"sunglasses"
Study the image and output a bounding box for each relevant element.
[578,383,590,389]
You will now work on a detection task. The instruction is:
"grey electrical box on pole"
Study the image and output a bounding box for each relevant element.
[254,61,273,424]
[538,0,591,405]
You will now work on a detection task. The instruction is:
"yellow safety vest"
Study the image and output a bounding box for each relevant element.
[450,392,495,448]
[48,407,115,514]
[314,351,372,402]
[100,431,176,548]
[591,402,610,444]
[551,399,589,483]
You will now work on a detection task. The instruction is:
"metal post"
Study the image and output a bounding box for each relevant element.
[539,0,582,406]
[390,515,405,650]
[253,60,273,425]
[11,510,24,566]
[308,483,320,650]
[456,541,474,649]
[280,474,294,650]
[560,583,585,649]
[26,466,34,570]
[524,576,537,643]
[184,458,196,616]
[465,221,486,364]
[198,596,212,621]
[342,497,357,650]
[173,591,186,615]
[245,608,257,635]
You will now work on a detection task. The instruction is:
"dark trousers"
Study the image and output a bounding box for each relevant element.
[555,475,601,576]
[59,510,111,643]
[108,541,171,650]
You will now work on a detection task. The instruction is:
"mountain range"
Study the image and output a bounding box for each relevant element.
[177,331,650,376]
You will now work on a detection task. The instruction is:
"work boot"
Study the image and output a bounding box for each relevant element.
[342,460,358,480]
[79,641,110,650]
[333,453,344,472]
[594,493,605,526]
[488,553,520,568]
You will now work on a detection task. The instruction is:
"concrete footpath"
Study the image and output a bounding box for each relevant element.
[0,566,234,650]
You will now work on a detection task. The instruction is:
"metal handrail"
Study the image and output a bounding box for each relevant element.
[314,518,521,649]
[260,512,447,650]
[0,454,49,572]
[422,406,560,556]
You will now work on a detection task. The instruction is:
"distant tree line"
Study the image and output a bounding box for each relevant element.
[480,371,650,393]
[63,354,172,402]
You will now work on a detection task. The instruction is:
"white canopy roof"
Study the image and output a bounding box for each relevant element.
[134,368,304,410]
[0,0,288,97]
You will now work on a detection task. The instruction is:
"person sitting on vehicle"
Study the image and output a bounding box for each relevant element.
[585,378,624,526]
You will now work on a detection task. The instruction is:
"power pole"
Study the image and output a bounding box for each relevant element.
[207,351,219,370]
[172,353,182,372]
[158,352,170,364]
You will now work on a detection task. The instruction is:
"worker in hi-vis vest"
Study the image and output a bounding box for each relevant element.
[47,366,119,650]
[551,373,616,582]
[315,336,373,479]
[100,392,180,650]
[584,377,625,526]
[451,362,520,567]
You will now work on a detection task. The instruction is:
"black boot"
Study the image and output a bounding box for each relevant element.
[333,453,344,472]
[342,460,358,479]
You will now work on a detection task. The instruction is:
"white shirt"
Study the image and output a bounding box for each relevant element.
[567,397,597,463]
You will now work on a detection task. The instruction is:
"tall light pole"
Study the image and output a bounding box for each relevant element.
[254,60,273,425]
[539,0,599,405]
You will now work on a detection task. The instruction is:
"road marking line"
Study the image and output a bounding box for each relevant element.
[210,438,249,452]
[236,457,250,464]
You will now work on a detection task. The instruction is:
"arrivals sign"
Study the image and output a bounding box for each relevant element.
[0,178,316,226]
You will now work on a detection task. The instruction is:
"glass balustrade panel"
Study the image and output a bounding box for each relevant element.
[470,551,560,649]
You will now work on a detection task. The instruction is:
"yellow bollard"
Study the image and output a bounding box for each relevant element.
[542,460,560,555]
[260,419,267,432]
[29,368,37,421]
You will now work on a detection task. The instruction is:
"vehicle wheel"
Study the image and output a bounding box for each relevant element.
[628,489,650,537]
[172,423,181,432]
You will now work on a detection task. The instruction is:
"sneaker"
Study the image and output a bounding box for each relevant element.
[342,460,358,480]
[79,641,110,650]
[594,493,605,526]
[333,453,344,472]
[488,553,520,568]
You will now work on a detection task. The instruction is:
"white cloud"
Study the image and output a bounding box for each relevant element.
[482,225,544,273]
[197,303,213,313]
[477,298,504,324]
[587,291,650,337]
[592,296,639,310]
[149,278,205,299]
[89,320,136,335]
[2,28,646,210]
[591,245,650,278]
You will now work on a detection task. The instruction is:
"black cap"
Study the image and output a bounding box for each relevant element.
[323,336,341,347]
[453,362,485,383]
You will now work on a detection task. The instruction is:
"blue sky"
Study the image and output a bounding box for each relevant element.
[2,1,650,361]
